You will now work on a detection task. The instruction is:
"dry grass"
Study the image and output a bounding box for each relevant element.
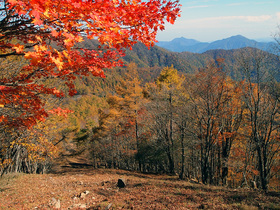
[0,168,279,209]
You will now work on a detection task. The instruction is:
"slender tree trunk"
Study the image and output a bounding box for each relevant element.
[166,134,175,174]
[14,145,22,173]
[135,113,142,172]
[221,138,231,186]
[201,142,209,184]
[257,145,268,191]
[169,93,175,175]
[179,123,185,180]
[217,145,221,185]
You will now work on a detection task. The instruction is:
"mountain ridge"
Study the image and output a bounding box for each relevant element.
[122,42,280,81]
[156,35,275,53]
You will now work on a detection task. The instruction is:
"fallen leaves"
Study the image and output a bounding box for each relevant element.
[0,169,279,209]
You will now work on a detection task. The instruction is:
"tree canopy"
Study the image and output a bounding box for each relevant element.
[0,0,181,128]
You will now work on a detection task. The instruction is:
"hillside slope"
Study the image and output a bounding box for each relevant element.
[0,169,279,209]
[122,42,280,81]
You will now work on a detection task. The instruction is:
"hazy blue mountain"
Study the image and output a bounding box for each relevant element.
[156,37,202,52]
[255,37,275,42]
[205,35,270,51]
[156,35,275,53]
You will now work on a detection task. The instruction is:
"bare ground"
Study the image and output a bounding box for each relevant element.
[0,164,279,209]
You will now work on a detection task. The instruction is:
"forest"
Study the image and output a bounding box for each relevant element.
[0,0,279,195]
[2,43,280,192]
[68,47,280,192]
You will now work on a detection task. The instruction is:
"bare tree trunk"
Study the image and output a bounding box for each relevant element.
[179,123,186,180]
[221,138,231,186]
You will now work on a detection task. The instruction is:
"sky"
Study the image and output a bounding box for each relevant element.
[156,0,280,42]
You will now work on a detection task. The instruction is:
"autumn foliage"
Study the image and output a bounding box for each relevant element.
[0,0,180,174]
[1,0,279,193]
[0,0,180,128]
[89,59,280,191]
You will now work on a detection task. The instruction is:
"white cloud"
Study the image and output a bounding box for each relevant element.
[188,15,272,23]
[157,3,280,42]
[276,12,280,20]
[246,15,272,22]
[255,1,276,5]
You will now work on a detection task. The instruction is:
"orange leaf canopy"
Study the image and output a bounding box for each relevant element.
[0,0,181,128]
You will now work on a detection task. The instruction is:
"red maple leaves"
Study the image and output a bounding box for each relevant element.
[0,0,181,128]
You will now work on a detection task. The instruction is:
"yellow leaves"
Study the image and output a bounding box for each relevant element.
[62,50,73,66]
[13,44,24,53]
[43,8,50,18]
[35,35,42,42]
[51,55,64,70]
[0,159,12,169]
[34,45,47,53]
[88,66,96,72]
[109,108,120,117]
[24,51,40,65]
[63,32,78,49]
[76,36,84,43]
[156,65,185,90]
[51,50,64,70]
[25,45,46,65]
[10,140,16,148]
[64,38,73,48]
[6,126,59,163]
[39,45,48,52]
[52,88,61,95]
[62,33,83,50]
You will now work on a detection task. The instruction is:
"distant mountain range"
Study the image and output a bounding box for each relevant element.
[122,42,280,82]
[156,35,276,53]
[79,37,280,83]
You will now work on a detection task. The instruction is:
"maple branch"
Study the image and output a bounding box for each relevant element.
[18,69,42,84]
[54,134,66,146]
[0,43,39,58]
[0,68,42,87]
[0,51,24,57]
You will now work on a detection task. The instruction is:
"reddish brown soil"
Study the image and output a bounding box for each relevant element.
[0,166,279,209]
